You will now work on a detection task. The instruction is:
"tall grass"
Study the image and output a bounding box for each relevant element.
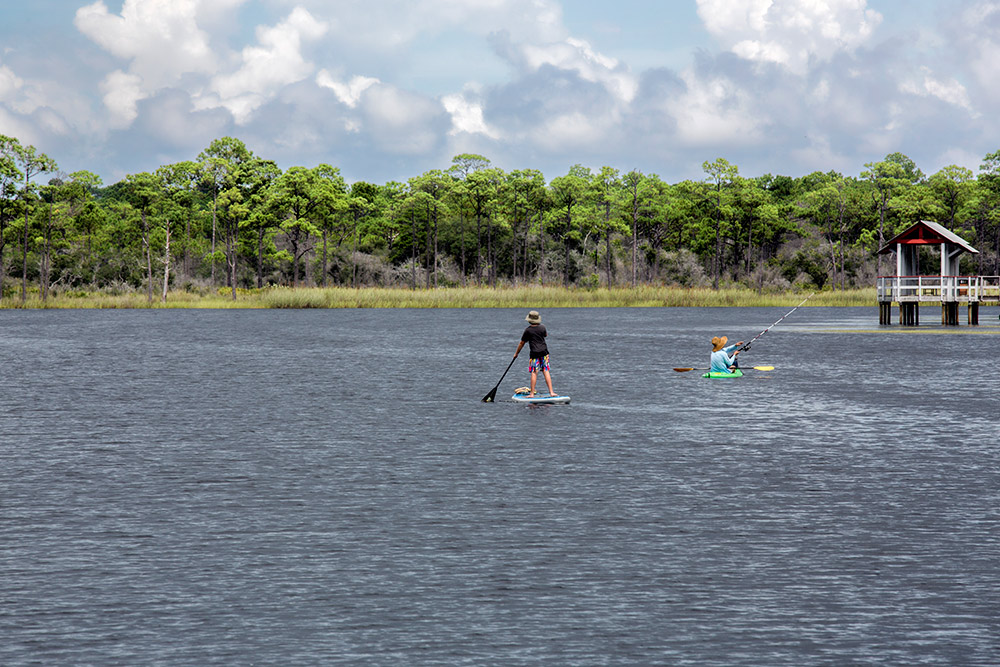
[249,285,875,308]
[4,285,876,309]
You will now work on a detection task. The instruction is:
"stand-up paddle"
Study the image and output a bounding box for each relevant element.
[482,356,517,402]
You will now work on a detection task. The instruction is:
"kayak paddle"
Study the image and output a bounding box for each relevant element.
[482,356,518,402]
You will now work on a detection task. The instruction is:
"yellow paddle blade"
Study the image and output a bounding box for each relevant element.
[752,366,774,371]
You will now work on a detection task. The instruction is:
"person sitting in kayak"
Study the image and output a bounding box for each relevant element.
[514,310,556,397]
[710,336,744,373]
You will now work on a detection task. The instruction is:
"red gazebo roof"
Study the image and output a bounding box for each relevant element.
[877,220,979,255]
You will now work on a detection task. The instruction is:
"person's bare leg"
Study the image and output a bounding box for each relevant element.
[529,370,537,396]
[542,369,555,395]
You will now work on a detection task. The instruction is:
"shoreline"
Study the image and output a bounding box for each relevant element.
[0,286,874,309]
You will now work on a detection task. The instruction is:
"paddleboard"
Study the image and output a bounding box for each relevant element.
[702,369,744,379]
[511,392,571,404]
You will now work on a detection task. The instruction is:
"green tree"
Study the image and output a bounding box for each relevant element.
[731,176,782,286]
[885,151,925,184]
[801,173,841,289]
[504,169,547,285]
[309,164,347,287]
[235,159,282,289]
[548,165,591,286]
[228,156,282,295]
[702,158,739,289]
[37,180,61,302]
[346,181,380,287]
[399,186,425,289]
[620,170,645,286]
[928,165,974,230]
[410,170,453,288]
[861,158,908,274]
[371,181,407,274]
[648,177,704,284]
[199,137,252,286]
[0,135,25,298]
[269,165,344,287]
[60,171,104,285]
[589,166,625,287]
[155,162,202,301]
[975,150,1000,273]
[121,172,161,304]
[478,168,507,286]
[449,155,493,285]
[11,143,57,302]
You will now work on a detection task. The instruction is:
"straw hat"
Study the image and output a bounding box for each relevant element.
[525,310,541,324]
[711,335,728,352]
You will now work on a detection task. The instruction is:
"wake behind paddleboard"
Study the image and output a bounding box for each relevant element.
[512,392,571,404]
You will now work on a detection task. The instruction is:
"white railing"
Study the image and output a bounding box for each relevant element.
[980,276,1000,300]
[876,275,984,302]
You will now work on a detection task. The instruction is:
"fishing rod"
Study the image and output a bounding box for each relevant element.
[739,292,814,352]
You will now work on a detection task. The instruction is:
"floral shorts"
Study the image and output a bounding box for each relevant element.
[528,355,550,373]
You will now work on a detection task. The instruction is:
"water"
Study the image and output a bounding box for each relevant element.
[2,306,999,665]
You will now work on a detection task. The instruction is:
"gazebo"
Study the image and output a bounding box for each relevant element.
[876,220,986,325]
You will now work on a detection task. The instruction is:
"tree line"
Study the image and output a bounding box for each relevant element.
[3,133,1000,303]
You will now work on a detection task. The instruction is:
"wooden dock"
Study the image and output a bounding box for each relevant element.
[877,275,1000,325]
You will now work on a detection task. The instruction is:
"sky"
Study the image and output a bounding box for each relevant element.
[0,0,997,186]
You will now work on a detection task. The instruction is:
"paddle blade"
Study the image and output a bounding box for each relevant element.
[483,356,517,402]
[673,367,698,372]
[752,366,774,371]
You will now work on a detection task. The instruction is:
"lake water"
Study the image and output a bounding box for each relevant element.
[2,306,999,665]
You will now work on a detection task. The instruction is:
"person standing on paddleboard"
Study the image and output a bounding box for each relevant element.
[514,310,556,397]
[710,336,744,373]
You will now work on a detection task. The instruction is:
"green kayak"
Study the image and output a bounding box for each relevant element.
[702,369,744,379]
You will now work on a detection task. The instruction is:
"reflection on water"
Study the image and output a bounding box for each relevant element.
[1,306,998,665]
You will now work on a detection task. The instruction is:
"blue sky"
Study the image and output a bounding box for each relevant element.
[1,1,996,186]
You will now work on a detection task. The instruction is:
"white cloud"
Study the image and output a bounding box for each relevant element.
[304,0,565,49]
[789,134,854,175]
[933,147,984,176]
[78,1,329,126]
[947,2,1000,106]
[0,63,23,100]
[441,92,499,138]
[75,0,220,86]
[74,0,245,128]
[518,37,637,103]
[0,107,38,146]
[0,56,105,140]
[810,78,831,104]
[100,70,148,127]
[199,7,328,124]
[530,111,609,151]
[666,71,765,147]
[316,71,380,108]
[360,84,444,154]
[899,67,977,116]
[697,0,882,74]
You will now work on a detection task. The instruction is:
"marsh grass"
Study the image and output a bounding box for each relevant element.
[4,285,875,309]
